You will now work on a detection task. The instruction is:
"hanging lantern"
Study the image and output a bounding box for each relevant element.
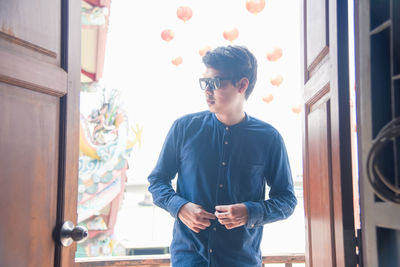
[262,94,274,103]
[266,47,283,62]
[223,27,239,42]
[171,56,183,66]
[270,74,283,86]
[246,0,266,15]
[161,29,174,42]
[199,46,212,57]
[177,6,193,22]
[291,105,302,114]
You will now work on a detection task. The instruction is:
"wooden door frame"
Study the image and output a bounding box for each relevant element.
[58,0,81,266]
[59,1,358,266]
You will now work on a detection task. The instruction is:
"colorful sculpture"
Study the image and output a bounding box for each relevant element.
[76,86,142,257]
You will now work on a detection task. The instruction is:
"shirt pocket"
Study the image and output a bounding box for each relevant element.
[233,163,265,202]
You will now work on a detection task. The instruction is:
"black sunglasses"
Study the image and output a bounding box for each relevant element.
[199,77,231,90]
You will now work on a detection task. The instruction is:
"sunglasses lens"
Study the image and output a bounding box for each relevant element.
[199,79,208,90]
[213,79,220,89]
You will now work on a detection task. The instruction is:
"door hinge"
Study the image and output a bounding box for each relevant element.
[356,228,363,267]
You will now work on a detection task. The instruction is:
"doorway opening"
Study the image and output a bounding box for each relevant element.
[75,0,357,265]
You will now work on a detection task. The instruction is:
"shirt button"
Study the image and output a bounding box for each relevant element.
[219,184,223,188]
[224,141,228,145]
[213,227,217,231]
[251,224,255,228]
[225,127,229,131]
[209,249,213,253]
[222,162,226,166]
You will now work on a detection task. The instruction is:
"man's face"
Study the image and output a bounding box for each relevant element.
[202,67,244,114]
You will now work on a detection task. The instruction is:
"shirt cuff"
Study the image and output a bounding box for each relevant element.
[167,194,189,218]
[244,201,264,229]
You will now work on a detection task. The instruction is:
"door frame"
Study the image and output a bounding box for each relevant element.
[58,0,81,266]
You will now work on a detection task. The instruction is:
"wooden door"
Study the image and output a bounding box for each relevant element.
[0,1,80,267]
[300,0,357,266]
[356,0,400,266]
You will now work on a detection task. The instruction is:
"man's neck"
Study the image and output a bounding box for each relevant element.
[215,110,246,126]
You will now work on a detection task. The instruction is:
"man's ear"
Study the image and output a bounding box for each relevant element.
[237,78,249,95]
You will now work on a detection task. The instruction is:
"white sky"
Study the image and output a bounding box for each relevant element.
[100,0,303,184]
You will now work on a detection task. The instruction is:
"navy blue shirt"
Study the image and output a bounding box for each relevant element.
[148,111,297,267]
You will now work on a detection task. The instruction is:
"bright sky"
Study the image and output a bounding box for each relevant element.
[101,0,303,184]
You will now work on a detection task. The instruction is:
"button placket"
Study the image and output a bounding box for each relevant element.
[216,125,231,205]
[222,126,231,165]
[219,127,231,192]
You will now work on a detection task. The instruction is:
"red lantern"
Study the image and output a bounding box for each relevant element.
[171,56,183,66]
[161,29,174,42]
[177,6,192,22]
[266,47,283,62]
[246,0,266,15]
[199,46,212,57]
[262,94,274,103]
[291,105,302,114]
[270,74,283,86]
[223,27,239,42]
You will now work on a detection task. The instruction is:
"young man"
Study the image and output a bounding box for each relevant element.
[148,45,297,267]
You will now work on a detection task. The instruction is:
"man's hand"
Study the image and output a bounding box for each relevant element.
[215,203,248,230]
[178,202,216,233]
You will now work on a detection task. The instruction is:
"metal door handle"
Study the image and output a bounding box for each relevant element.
[60,221,88,247]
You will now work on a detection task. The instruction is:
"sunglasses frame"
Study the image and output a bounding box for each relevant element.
[199,77,231,91]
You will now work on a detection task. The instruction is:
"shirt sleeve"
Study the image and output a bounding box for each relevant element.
[148,120,189,218]
[243,131,297,228]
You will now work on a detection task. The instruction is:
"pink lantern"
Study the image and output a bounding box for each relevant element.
[270,74,284,86]
[223,27,239,42]
[171,56,183,66]
[291,105,302,114]
[177,6,192,22]
[199,46,212,57]
[246,0,266,15]
[161,29,174,42]
[262,94,274,103]
[266,47,283,62]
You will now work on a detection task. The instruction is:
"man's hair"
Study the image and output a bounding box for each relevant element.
[202,45,258,100]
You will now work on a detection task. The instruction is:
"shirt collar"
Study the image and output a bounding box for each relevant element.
[212,112,249,130]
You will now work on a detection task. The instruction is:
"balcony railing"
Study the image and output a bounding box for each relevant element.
[76,253,305,267]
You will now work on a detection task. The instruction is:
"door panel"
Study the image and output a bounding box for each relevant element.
[0,0,61,57]
[0,84,59,267]
[0,49,67,96]
[301,0,356,266]
[0,0,80,267]
[305,0,328,73]
[307,97,335,267]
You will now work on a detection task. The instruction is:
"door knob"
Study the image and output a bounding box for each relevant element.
[60,221,88,247]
